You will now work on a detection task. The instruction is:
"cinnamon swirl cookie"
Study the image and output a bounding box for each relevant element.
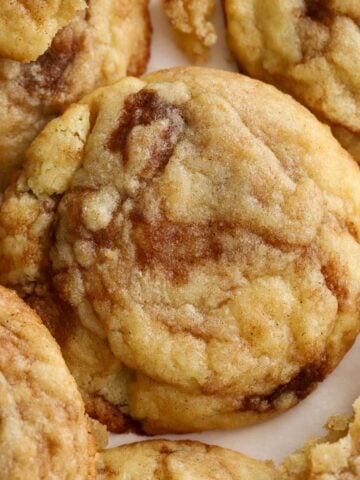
[224,0,360,163]
[1,67,360,433]
[0,286,97,479]
[0,0,151,191]
[0,0,86,62]
[97,440,277,479]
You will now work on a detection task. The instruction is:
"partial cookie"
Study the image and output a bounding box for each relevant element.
[97,440,277,479]
[224,0,360,163]
[0,0,86,62]
[0,0,151,191]
[2,67,360,433]
[163,0,217,60]
[22,285,133,434]
[281,397,360,479]
[60,316,140,434]
[0,286,96,479]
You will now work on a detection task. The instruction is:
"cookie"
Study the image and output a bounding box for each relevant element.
[97,440,277,479]
[0,286,96,479]
[224,0,360,163]
[281,396,360,479]
[0,0,86,62]
[59,314,139,434]
[0,0,151,191]
[19,284,130,433]
[1,67,360,433]
[163,0,217,60]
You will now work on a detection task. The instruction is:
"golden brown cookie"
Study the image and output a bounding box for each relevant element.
[163,0,217,60]
[60,317,139,434]
[224,0,360,163]
[97,440,277,479]
[281,396,360,479]
[1,67,360,433]
[0,285,97,479]
[0,0,86,62]
[20,285,133,433]
[0,0,151,191]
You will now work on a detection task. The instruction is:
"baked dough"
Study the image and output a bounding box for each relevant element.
[281,396,360,479]
[224,0,360,163]
[1,67,360,433]
[163,0,217,60]
[97,440,277,479]
[0,0,151,191]
[0,286,96,479]
[0,0,86,62]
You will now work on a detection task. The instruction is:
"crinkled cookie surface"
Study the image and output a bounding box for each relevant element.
[97,440,277,479]
[0,286,96,479]
[281,396,360,479]
[224,0,360,163]
[0,0,86,62]
[1,67,360,433]
[0,0,151,191]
